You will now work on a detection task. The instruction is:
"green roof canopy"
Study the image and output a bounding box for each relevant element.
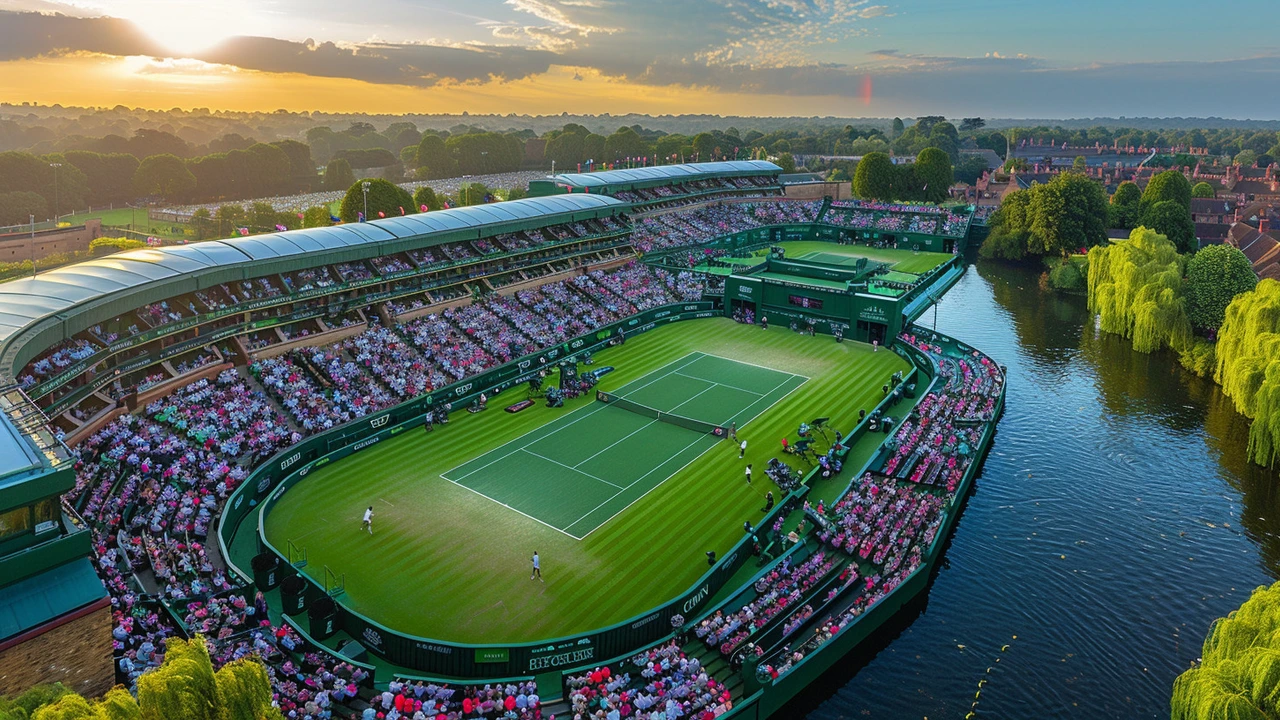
[0,194,624,362]
[0,558,107,641]
[550,161,781,191]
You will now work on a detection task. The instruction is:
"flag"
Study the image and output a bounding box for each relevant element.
[275,224,287,231]
[329,215,341,223]
[399,206,405,215]
[238,227,249,235]
[297,212,304,219]
[377,211,385,218]
[358,212,365,222]
[420,204,428,212]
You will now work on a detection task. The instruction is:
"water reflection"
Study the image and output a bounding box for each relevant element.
[806,258,1280,719]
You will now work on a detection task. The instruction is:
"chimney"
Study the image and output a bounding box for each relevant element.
[1261,217,1270,234]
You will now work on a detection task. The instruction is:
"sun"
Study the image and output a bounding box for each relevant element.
[112,0,248,54]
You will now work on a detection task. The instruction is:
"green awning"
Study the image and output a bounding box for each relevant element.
[0,558,107,641]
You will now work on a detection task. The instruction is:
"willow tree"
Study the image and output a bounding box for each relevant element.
[1171,581,1280,719]
[1214,280,1280,465]
[1086,227,1191,353]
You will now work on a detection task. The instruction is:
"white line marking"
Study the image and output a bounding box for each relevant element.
[443,401,609,482]
[520,448,623,490]
[443,475,583,540]
[663,382,723,416]
[673,371,765,397]
[696,351,811,379]
[605,352,704,398]
[571,419,659,471]
[378,497,395,507]
[565,431,712,536]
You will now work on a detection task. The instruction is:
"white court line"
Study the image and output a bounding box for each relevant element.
[606,352,705,398]
[520,448,624,490]
[444,476,583,540]
[565,431,712,537]
[695,351,812,380]
[571,372,811,539]
[442,400,609,483]
[672,371,766,397]
[571,418,660,471]
[664,382,726,417]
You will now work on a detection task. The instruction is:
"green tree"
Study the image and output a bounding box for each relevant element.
[132,154,196,200]
[913,147,953,203]
[692,133,718,160]
[1192,182,1216,198]
[853,152,896,201]
[1109,181,1142,229]
[891,118,905,139]
[603,127,651,163]
[582,134,606,164]
[0,190,48,225]
[301,205,331,228]
[1143,200,1198,253]
[1172,581,1280,718]
[1186,244,1257,331]
[339,178,413,222]
[414,134,455,179]
[1072,156,1088,171]
[413,186,442,212]
[1140,168,1192,217]
[323,159,354,191]
[1216,280,1280,464]
[1086,226,1191,353]
[191,208,215,239]
[1027,172,1109,256]
[774,152,796,173]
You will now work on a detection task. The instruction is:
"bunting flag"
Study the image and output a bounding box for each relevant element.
[329,215,341,223]
[377,211,386,218]
[399,206,405,215]
[358,212,365,222]
[238,227,249,235]
[274,224,287,232]
[297,212,304,219]
[420,204,429,212]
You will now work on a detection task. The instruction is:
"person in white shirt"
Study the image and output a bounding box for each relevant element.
[361,506,374,535]
[739,439,747,458]
[531,551,543,582]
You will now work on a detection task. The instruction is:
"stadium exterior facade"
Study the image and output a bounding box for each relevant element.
[0,162,1003,717]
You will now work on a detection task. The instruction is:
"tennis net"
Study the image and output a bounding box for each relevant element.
[596,391,727,438]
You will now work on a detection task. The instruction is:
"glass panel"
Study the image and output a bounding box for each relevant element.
[33,497,59,533]
[0,506,32,540]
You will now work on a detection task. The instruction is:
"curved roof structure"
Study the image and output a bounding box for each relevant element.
[550,161,781,191]
[0,194,624,371]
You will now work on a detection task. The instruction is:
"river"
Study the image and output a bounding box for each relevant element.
[804,258,1280,718]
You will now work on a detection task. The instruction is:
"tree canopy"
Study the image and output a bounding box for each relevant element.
[1144,199,1199,253]
[853,152,896,201]
[913,147,953,204]
[1140,169,1193,216]
[1186,244,1258,332]
[1214,280,1280,465]
[1192,182,1217,198]
[132,154,196,200]
[1172,581,1280,720]
[1086,226,1191,353]
[323,159,354,191]
[988,172,1109,257]
[1109,181,1142,230]
[338,178,413,222]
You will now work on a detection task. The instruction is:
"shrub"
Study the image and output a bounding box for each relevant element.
[90,237,147,255]
[338,178,413,223]
[1047,259,1086,293]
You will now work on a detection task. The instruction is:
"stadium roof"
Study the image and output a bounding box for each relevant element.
[0,194,624,367]
[550,161,781,190]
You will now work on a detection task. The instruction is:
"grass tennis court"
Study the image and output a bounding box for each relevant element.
[444,353,806,538]
[773,240,952,275]
[263,318,909,642]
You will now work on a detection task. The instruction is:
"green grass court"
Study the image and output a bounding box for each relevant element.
[263,318,907,643]
[443,353,806,539]
[773,241,952,275]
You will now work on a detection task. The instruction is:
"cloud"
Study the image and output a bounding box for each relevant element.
[858,5,890,18]
[0,10,556,87]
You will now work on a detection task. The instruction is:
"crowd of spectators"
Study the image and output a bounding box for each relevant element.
[566,641,733,719]
[631,201,821,253]
[824,200,971,238]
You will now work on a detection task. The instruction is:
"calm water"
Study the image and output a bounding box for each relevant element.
[804,259,1280,719]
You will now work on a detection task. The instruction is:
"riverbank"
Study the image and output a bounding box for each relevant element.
[807,258,1280,718]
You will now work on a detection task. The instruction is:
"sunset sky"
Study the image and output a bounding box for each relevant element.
[1,0,1278,118]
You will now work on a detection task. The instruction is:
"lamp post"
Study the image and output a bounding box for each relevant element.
[361,181,371,221]
[49,162,62,222]
[29,214,35,278]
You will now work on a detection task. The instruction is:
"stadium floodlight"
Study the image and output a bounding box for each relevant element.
[361,181,371,222]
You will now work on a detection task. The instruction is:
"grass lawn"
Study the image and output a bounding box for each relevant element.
[63,208,189,241]
[769,241,952,275]
[263,317,907,644]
